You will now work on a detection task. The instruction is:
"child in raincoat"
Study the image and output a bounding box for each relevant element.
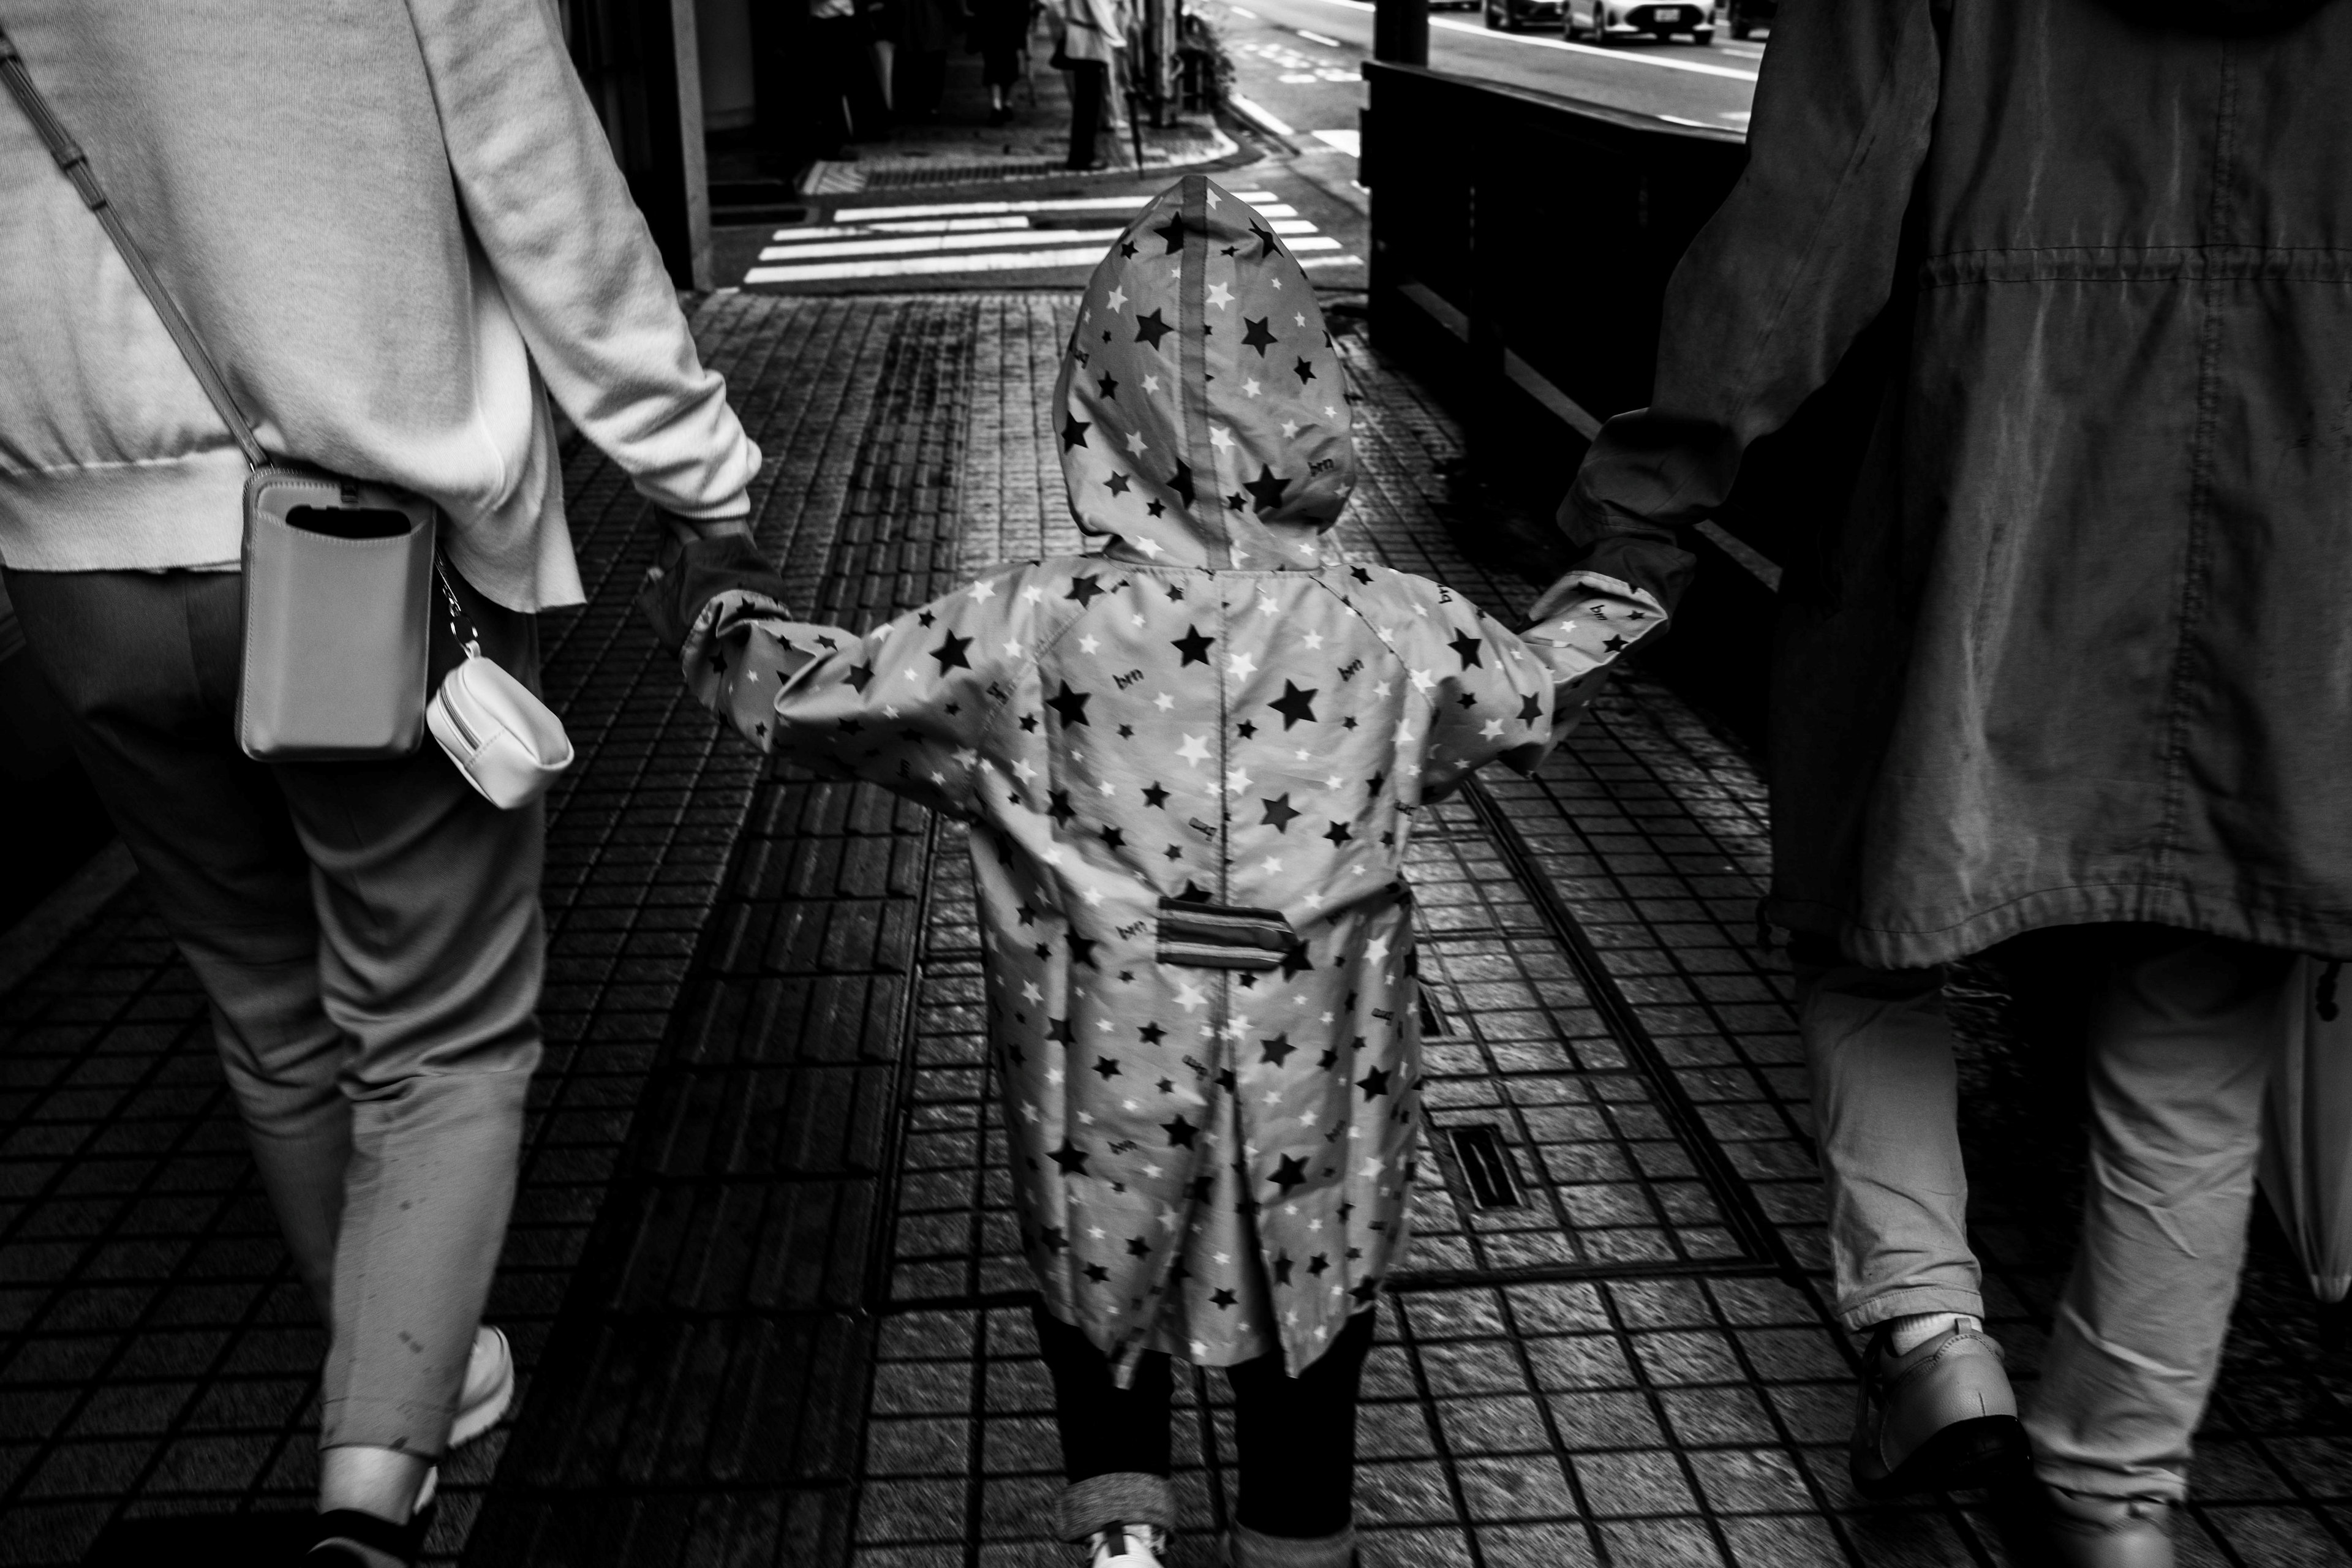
[674,176,1664,1568]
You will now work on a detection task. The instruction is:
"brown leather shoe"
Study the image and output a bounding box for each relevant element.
[1849,1321,2029,1497]
[2047,1489,2176,1568]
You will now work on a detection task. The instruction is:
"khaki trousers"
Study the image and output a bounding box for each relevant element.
[7,565,543,1457]
[1798,926,2290,1501]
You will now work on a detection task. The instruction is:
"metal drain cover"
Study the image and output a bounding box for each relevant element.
[1446,1123,1525,1210]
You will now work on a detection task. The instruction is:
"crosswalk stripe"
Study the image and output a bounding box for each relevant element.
[756,227,1123,263]
[839,191,1281,222]
[746,247,1130,284]
[769,216,1034,242]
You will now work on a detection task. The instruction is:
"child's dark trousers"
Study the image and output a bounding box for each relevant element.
[1034,1303,1376,1560]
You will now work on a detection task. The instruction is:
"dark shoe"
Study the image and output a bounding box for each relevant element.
[304,1506,429,1567]
[2047,1489,2176,1568]
[1849,1321,2027,1497]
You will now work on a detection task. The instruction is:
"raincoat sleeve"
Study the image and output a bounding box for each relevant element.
[1417,573,1665,799]
[1557,0,1941,611]
[684,573,1025,821]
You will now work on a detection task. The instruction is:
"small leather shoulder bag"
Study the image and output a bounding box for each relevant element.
[2,24,432,761]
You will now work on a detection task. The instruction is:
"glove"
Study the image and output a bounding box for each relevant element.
[635,515,791,657]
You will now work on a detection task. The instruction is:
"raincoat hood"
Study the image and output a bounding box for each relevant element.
[1054,175,1355,571]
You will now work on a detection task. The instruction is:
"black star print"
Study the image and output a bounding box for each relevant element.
[1107,472,1131,497]
[1241,316,1278,356]
[1295,356,1316,385]
[1017,902,1038,924]
[1117,723,1134,738]
[1098,372,1119,399]
[1140,1021,1166,1044]
[1273,1250,1296,1284]
[836,718,863,734]
[1119,239,1137,258]
[1224,492,1246,513]
[1126,1235,1151,1257]
[1169,461,1195,506]
[1019,713,1039,733]
[1163,1114,1199,1148]
[1069,934,1099,968]
[1068,574,1104,606]
[1261,794,1302,832]
[1250,220,1280,258]
[847,663,873,692]
[1349,565,1373,585]
[1518,693,1543,724]
[1061,415,1091,452]
[1261,1032,1295,1066]
[1093,1056,1122,1080]
[1172,625,1214,665]
[1101,826,1126,851]
[1041,1226,1068,1253]
[1308,1253,1330,1276]
[1449,631,1484,669]
[1084,1262,1110,1283]
[1604,633,1629,654]
[1243,464,1288,513]
[1212,1287,1238,1310]
[932,631,971,673]
[1050,1139,1089,1174]
[1268,681,1317,728]
[1351,1278,1380,1306]
[918,611,935,627]
[1368,769,1386,799]
[1047,681,1091,727]
[1357,1066,1391,1099]
[1154,213,1189,253]
[1047,790,1077,827]
[1146,498,1166,518]
[1047,1017,1076,1044]
[1135,309,1173,349]
[1272,1155,1310,1194]
[1279,941,1314,980]
[1324,821,1352,845]
[1236,718,1257,740]
[1142,782,1170,809]
[1164,845,1183,860]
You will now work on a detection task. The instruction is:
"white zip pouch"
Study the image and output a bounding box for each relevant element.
[425,561,574,809]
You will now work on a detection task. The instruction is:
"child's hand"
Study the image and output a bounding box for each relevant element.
[636,513,791,658]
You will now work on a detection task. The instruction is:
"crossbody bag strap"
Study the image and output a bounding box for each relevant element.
[0,22,268,472]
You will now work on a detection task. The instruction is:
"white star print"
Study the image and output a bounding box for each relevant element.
[1366,937,1390,963]
[1324,774,1343,790]
[1083,886,1105,907]
[1206,281,1233,310]
[1482,717,1506,739]
[1257,594,1279,616]
[1229,652,1257,679]
[1294,311,1306,327]
[1126,429,1148,454]
[883,704,900,718]
[1013,758,1038,782]
[1177,734,1210,767]
[1373,679,1393,698]
[1394,720,1415,745]
[1259,857,1283,874]
[1409,668,1434,692]
[954,749,978,768]
[1023,586,1045,603]
[1210,426,1234,451]
[1303,631,1323,649]
[970,579,996,601]
[1079,634,1100,654]
[1107,285,1128,311]
[1243,377,1261,398]
[1154,692,1175,711]
[1023,982,1042,1002]
[1143,373,1161,393]
[1003,639,1022,657]
[1176,982,1208,1012]
[1225,765,1253,794]
[1281,419,1300,439]
[1134,535,1163,557]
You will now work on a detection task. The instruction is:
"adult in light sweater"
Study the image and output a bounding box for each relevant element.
[1559,1,2348,1563]
[0,6,763,1566]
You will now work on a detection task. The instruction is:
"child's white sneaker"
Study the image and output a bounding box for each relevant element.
[1087,1523,1167,1567]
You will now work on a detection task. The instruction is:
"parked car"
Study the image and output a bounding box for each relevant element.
[1487,0,1566,29]
[1566,0,1714,43]
[1728,0,1773,37]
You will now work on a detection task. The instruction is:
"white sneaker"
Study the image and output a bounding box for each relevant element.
[1087,1523,1167,1568]
[413,1327,517,1514]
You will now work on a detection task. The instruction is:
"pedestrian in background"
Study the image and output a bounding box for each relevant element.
[1558,0,2352,1562]
[0,6,762,1567]
[669,175,1668,1568]
[970,0,1035,124]
[1049,0,1125,169]
[888,0,968,123]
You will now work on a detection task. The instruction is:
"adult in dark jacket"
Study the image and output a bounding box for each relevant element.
[1560,0,2349,1562]
[970,0,1033,122]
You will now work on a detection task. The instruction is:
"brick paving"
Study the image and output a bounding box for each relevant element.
[2,290,2350,1568]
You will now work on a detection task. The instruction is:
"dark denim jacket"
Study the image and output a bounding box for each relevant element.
[1564,0,2352,966]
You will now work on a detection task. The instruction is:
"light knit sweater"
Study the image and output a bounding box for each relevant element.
[0,1,760,612]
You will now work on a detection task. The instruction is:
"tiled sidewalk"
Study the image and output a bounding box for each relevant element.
[1,292,2348,1568]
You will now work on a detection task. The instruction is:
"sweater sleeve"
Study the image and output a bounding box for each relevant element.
[1558,0,1940,610]
[403,0,760,519]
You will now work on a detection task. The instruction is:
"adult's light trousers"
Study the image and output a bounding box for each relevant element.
[1797,926,2290,1502]
[6,565,544,1458]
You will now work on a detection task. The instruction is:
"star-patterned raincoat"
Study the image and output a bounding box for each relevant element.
[687,177,1664,1378]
